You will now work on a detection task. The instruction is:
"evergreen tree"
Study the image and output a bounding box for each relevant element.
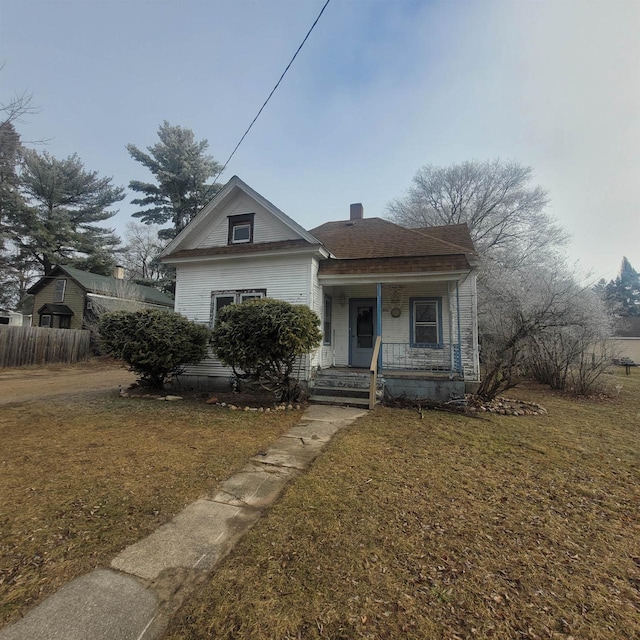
[604,257,640,316]
[127,122,222,240]
[9,150,124,275]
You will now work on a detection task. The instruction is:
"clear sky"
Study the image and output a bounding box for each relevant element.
[2,0,638,282]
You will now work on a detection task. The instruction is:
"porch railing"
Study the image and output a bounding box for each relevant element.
[369,335,382,410]
[381,342,462,374]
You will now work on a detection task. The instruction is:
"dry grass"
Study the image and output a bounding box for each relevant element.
[0,393,300,626]
[165,369,640,640]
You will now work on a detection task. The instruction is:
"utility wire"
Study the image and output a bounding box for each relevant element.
[211,0,331,186]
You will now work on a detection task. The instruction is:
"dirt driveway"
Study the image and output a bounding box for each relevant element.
[0,359,136,405]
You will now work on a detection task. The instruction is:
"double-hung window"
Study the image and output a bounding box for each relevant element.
[210,289,266,327]
[53,279,66,303]
[411,298,441,346]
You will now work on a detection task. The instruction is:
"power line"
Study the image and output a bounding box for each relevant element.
[211,0,332,186]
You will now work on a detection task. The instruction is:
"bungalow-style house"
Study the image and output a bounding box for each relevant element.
[27,264,174,329]
[160,176,480,404]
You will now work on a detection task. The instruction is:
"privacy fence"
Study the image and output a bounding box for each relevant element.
[0,326,91,368]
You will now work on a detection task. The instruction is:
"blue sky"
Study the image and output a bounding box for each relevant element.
[2,0,639,281]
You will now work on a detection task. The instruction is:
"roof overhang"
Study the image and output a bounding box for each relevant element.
[37,304,74,315]
[318,270,473,286]
[163,244,329,266]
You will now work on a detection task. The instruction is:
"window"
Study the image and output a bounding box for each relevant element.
[53,279,66,303]
[228,213,255,245]
[323,295,332,345]
[39,314,52,328]
[411,298,441,346]
[210,289,266,327]
[59,315,71,329]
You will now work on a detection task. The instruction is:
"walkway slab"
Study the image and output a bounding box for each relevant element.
[0,570,156,640]
[211,462,299,508]
[304,404,368,423]
[251,434,326,469]
[111,499,258,581]
[283,419,346,443]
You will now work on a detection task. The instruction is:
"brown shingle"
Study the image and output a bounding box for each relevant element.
[309,218,475,259]
[317,255,472,276]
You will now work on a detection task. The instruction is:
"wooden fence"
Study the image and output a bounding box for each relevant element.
[0,325,91,368]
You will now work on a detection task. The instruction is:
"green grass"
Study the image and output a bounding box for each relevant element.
[164,370,640,639]
[0,394,300,626]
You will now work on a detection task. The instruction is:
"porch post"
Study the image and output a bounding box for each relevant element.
[456,281,462,374]
[376,282,382,370]
[448,281,454,375]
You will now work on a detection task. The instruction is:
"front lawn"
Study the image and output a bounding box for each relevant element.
[165,369,640,639]
[0,394,300,626]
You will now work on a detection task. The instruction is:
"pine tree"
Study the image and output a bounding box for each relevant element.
[9,150,124,275]
[603,257,640,316]
[127,122,222,240]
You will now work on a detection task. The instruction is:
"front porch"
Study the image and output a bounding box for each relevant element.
[315,278,474,380]
[309,275,479,406]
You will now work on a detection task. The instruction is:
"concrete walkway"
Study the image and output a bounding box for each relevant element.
[0,404,367,640]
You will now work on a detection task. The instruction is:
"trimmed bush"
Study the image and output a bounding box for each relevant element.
[210,298,322,402]
[99,309,209,388]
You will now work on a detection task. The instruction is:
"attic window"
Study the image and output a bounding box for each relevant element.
[228,213,255,245]
[53,279,66,303]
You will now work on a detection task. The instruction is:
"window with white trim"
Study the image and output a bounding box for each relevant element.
[411,298,441,346]
[39,314,52,328]
[210,289,266,327]
[53,279,66,303]
[228,213,255,244]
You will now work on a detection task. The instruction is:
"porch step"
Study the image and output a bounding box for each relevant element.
[311,385,369,399]
[313,369,381,391]
[309,394,371,408]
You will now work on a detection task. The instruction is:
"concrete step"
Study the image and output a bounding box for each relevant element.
[309,394,372,408]
[312,385,370,399]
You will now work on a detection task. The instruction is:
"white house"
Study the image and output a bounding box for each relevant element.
[160,176,480,404]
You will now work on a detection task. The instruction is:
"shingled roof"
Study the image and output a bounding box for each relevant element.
[309,218,475,260]
[28,265,174,307]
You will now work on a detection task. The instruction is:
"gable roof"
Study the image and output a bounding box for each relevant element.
[309,218,476,260]
[613,316,640,338]
[161,175,319,258]
[28,265,174,307]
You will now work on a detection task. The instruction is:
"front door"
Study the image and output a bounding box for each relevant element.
[349,298,377,368]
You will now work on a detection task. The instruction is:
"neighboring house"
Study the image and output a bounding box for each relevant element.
[612,317,640,363]
[160,176,480,402]
[0,310,27,326]
[27,265,174,329]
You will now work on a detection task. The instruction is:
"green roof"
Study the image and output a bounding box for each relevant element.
[53,265,174,307]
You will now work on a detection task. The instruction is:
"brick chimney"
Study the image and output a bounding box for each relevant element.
[350,203,364,220]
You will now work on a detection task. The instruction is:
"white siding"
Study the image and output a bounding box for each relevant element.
[175,254,313,378]
[196,193,300,248]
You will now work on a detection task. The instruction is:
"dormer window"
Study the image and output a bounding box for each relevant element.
[228,213,255,245]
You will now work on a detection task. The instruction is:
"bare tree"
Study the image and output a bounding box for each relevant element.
[387,159,567,265]
[120,222,164,281]
[477,260,614,399]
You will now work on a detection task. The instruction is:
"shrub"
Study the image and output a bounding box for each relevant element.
[99,309,209,388]
[210,298,322,402]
